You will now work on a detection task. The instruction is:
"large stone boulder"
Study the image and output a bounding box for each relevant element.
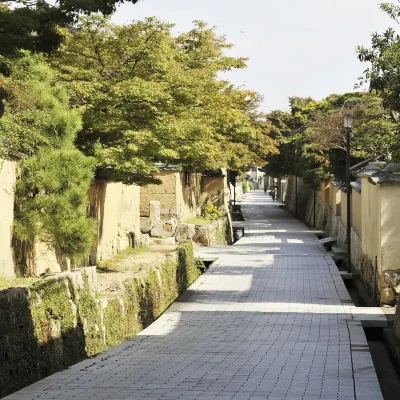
[150,218,178,238]
[192,219,228,247]
[140,217,153,234]
[175,224,196,242]
[193,225,211,246]
[381,269,400,305]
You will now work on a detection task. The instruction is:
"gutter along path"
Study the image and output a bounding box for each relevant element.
[6,191,383,400]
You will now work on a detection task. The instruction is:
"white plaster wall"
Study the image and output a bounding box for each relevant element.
[33,241,66,275]
[0,159,17,277]
[361,178,381,272]
[351,228,362,273]
[380,184,400,272]
[352,190,362,239]
[89,181,141,262]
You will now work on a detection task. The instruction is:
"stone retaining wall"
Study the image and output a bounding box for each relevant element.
[0,242,201,398]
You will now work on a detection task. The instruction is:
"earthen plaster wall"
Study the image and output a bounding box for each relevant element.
[351,189,362,239]
[89,180,140,262]
[380,184,400,272]
[177,172,202,219]
[0,159,17,277]
[140,171,177,216]
[361,177,381,271]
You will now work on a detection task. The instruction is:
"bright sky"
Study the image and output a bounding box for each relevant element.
[111,0,396,113]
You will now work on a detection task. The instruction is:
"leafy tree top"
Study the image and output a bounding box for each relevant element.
[52,16,277,184]
[0,0,140,58]
[264,92,399,186]
[0,51,82,157]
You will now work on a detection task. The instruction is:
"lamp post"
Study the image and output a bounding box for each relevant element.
[344,114,353,273]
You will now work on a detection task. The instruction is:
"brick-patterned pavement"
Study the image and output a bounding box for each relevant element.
[5,191,383,400]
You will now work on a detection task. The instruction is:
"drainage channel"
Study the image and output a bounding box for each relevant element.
[365,328,400,400]
[339,266,400,399]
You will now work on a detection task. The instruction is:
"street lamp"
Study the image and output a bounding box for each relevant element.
[344,114,353,273]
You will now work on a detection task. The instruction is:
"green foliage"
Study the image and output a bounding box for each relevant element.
[355,1,400,165]
[248,181,254,190]
[0,52,82,156]
[0,1,140,59]
[195,257,207,273]
[0,52,96,262]
[264,92,400,187]
[14,148,96,259]
[356,2,400,113]
[202,203,224,221]
[51,15,277,184]
[242,181,249,193]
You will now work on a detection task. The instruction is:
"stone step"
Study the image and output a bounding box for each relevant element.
[332,246,347,256]
[340,271,360,280]
[319,237,335,245]
[352,307,389,328]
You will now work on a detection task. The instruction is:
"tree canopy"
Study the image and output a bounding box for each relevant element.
[264,92,398,187]
[52,16,277,184]
[357,1,400,116]
[0,1,140,58]
[0,52,95,266]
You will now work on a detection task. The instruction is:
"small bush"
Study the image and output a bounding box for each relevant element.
[202,203,224,221]
[248,181,254,190]
[195,257,207,273]
[242,181,248,193]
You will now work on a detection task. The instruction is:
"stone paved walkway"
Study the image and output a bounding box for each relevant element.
[6,191,383,400]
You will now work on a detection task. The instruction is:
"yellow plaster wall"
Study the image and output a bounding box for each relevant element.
[176,172,202,219]
[200,176,225,207]
[380,184,400,272]
[140,171,177,216]
[340,191,347,228]
[32,241,67,276]
[140,171,205,220]
[0,159,17,277]
[329,185,341,216]
[89,180,140,262]
[351,189,362,239]
[361,177,381,271]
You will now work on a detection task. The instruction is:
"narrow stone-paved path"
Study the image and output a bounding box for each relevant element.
[6,191,383,400]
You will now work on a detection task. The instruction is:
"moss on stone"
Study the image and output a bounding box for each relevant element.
[68,274,104,356]
[0,241,204,397]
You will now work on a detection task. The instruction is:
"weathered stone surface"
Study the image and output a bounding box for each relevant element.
[175,223,196,242]
[193,226,211,246]
[0,243,200,399]
[381,288,396,305]
[382,270,400,289]
[192,219,228,247]
[140,217,153,234]
[149,201,161,224]
[150,218,178,238]
[140,234,151,247]
[381,269,400,305]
